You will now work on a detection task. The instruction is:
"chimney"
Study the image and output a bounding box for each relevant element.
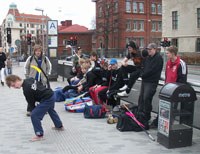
[61,20,72,27]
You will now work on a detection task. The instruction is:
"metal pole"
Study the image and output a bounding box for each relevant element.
[42,10,44,53]
[163,47,166,70]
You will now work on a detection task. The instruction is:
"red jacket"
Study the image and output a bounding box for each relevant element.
[165,56,188,84]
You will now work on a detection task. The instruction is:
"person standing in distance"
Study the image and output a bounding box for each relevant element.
[0,47,7,86]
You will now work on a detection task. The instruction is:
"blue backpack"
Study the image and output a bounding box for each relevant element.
[84,104,107,118]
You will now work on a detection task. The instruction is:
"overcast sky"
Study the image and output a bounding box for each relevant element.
[0,0,96,29]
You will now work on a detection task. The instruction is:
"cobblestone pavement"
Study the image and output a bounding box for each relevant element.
[0,65,199,154]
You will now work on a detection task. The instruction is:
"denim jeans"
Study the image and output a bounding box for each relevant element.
[138,81,158,121]
[31,94,63,136]
[7,68,12,74]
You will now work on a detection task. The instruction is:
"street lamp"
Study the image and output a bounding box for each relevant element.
[35,7,44,52]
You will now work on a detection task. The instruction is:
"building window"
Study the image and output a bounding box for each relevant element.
[31,30,34,34]
[133,2,137,13]
[106,4,110,16]
[172,38,178,47]
[126,19,131,31]
[126,0,131,13]
[114,2,118,13]
[152,21,156,31]
[63,39,66,45]
[151,3,156,14]
[139,2,144,13]
[31,24,34,28]
[99,7,102,17]
[100,39,103,48]
[197,38,200,52]
[158,21,162,31]
[139,20,144,31]
[126,37,131,44]
[140,38,144,48]
[197,8,200,28]
[114,19,118,31]
[20,30,22,33]
[133,20,138,31]
[158,4,162,14]
[19,23,22,27]
[172,11,178,30]
[27,24,29,27]
[133,38,144,48]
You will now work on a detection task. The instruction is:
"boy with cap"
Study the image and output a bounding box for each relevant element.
[137,43,163,127]
[98,58,124,107]
[6,75,64,141]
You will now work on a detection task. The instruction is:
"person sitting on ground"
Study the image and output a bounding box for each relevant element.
[62,63,90,97]
[89,58,109,105]
[98,58,124,108]
[117,41,148,97]
[69,58,86,85]
[6,75,64,142]
[150,45,187,128]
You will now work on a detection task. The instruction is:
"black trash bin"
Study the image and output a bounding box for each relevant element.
[157,82,197,149]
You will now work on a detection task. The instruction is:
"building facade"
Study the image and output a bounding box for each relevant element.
[93,0,162,55]
[58,20,93,57]
[1,3,50,55]
[162,0,200,53]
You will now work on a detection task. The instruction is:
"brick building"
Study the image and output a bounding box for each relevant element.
[93,0,162,55]
[58,20,93,57]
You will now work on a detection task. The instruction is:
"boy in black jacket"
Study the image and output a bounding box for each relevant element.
[6,75,64,142]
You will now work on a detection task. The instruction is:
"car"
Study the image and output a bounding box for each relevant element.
[65,54,90,61]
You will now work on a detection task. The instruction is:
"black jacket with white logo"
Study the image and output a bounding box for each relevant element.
[22,78,53,110]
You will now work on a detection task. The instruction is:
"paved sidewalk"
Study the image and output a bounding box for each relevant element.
[0,65,200,154]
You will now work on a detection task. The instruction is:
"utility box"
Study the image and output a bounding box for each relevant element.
[157,82,197,149]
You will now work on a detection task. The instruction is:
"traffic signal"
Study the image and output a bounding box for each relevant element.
[7,28,12,44]
[70,36,73,45]
[27,34,32,45]
[160,37,171,47]
[73,36,77,46]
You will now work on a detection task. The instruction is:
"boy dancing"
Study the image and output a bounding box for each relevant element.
[6,75,64,142]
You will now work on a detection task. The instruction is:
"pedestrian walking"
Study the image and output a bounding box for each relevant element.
[5,75,64,142]
[24,44,52,116]
[7,55,12,75]
[0,47,7,86]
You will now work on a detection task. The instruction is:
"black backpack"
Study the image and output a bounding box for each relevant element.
[116,105,149,132]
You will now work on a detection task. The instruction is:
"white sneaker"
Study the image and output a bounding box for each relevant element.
[117,91,129,97]
[119,85,128,91]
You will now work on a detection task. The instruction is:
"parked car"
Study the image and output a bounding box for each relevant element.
[65,54,90,61]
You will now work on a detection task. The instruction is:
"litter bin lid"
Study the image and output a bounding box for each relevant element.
[159,82,197,102]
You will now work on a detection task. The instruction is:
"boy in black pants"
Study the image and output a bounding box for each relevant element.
[6,75,64,142]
